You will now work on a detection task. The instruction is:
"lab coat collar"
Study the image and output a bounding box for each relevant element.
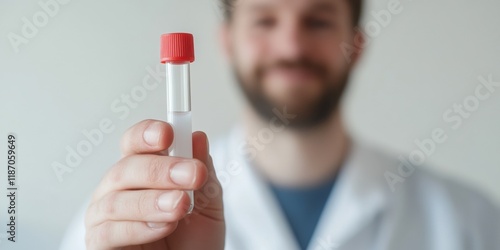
[221,125,390,250]
[308,140,390,249]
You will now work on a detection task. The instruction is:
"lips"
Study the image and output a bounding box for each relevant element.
[266,67,318,84]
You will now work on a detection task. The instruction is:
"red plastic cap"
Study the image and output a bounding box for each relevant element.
[160,33,195,64]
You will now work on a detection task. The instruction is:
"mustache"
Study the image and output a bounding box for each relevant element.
[255,58,329,79]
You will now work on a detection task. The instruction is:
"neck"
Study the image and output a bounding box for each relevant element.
[242,106,351,188]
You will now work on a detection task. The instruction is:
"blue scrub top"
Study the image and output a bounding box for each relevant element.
[268,175,337,250]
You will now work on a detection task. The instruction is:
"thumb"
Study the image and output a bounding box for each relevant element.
[192,131,224,217]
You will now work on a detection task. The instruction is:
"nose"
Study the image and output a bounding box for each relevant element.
[271,18,307,61]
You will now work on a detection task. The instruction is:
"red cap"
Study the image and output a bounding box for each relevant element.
[160,33,195,64]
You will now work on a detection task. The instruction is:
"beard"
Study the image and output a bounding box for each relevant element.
[233,57,350,130]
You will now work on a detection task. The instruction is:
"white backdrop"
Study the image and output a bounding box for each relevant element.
[0,0,499,249]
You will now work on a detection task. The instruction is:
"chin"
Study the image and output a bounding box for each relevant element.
[272,99,315,118]
[268,93,318,110]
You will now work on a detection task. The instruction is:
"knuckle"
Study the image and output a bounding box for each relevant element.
[101,192,119,217]
[108,159,127,184]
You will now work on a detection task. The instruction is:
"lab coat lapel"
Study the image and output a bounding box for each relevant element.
[223,126,302,250]
[308,142,389,250]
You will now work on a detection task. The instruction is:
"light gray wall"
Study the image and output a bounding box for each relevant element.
[0,0,499,249]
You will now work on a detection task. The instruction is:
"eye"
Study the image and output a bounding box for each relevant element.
[254,17,276,28]
[305,18,333,29]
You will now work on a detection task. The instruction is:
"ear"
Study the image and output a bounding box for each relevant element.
[218,21,233,63]
[348,28,365,68]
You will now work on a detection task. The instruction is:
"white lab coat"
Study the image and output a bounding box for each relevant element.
[60,125,500,250]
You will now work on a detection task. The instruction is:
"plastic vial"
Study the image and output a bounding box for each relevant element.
[160,33,195,214]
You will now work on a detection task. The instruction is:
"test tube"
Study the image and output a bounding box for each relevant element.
[160,33,195,214]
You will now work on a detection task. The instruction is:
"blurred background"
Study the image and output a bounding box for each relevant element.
[0,0,499,249]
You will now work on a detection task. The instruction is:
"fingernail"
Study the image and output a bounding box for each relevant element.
[157,191,183,212]
[147,222,167,229]
[170,161,196,186]
[143,122,162,146]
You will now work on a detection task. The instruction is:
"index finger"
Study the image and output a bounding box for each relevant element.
[120,119,174,157]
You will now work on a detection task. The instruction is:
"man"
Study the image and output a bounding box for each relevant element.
[62,0,499,249]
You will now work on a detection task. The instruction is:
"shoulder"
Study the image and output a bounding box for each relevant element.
[397,168,500,248]
[364,140,500,248]
[401,165,499,218]
[354,140,499,215]
[353,139,500,248]
[409,168,499,224]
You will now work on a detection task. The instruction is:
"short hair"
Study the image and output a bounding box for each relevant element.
[219,0,363,27]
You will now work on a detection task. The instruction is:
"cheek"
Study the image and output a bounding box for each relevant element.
[318,40,351,79]
[331,52,350,77]
[311,27,354,73]
[233,36,267,79]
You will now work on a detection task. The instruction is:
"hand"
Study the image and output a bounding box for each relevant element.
[84,119,225,250]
